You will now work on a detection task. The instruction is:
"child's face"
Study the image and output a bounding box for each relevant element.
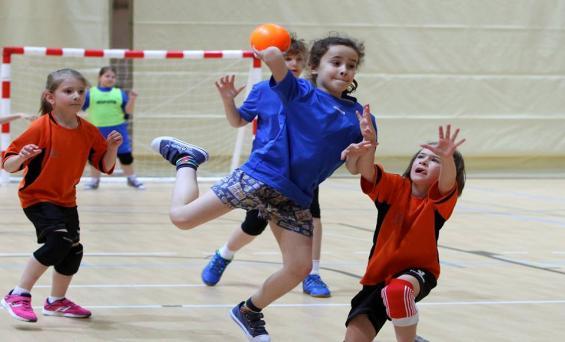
[410,148,442,188]
[312,44,358,97]
[47,78,87,115]
[284,52,306,78]
[99,71,117,88]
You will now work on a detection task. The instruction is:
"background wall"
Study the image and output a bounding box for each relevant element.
[2,0,565,176]
[0,0,109,47]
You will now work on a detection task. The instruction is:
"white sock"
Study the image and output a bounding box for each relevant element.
[48,296,65,304]
[12,286,31,295]
[218,244,235,260]
[127,174,137,180]
[310,260,320,275]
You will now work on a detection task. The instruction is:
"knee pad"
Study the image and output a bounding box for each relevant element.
[54,243,84,276]
[33,229,73,267]
[241,210,268,236]
[381,279,418,327]
[118,152,134,165]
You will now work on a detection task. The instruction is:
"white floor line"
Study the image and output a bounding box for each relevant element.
[0,252,178,257]
[34,283,205,288]
[29,299,565,310]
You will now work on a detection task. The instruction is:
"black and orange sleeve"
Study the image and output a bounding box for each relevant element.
[360,164,405,202]
[429,182,458,219]
[86,125,112,174]
[1,122,42,171]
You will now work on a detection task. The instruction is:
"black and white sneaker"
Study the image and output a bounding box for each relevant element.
[150,136,209,167]
[230,302,270,342]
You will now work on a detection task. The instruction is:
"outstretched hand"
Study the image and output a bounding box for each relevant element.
[215,75,246,101]
[341,104,378,160]
[421,124,465,159]
[18,113,38,121]
[18,144,42,161]
[356,104,377,144]
[341,140,376,160]
[106,130,123,149]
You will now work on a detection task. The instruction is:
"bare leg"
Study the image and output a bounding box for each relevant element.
[344,314,377,342]
[17,256,49,291]
[226,228,256,252]
[168,168,232,229]
[50,271,72,298]
[311,217,322,262]
[249,224,312,308]
[89,165,101,182]
[121,163,135,177]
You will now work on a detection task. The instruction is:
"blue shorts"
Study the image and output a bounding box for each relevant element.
[98,122,131,154]
[211,169,313,237]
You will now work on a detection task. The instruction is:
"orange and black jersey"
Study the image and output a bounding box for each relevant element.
[1,113,112,208]
[360,164,458,286]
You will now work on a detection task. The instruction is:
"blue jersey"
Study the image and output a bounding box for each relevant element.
[238,80,282,153]
[241,71,374,208]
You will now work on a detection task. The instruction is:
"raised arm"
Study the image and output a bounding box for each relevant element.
[215,75,247,127]
[101,130,123,173]
[124,90,138,117]
[253,46,288,83]
[421,124,465,195]
[0,113,35,125]
[342,104,378,181]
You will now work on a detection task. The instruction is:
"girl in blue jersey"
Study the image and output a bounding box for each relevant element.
[202,36,332,299]
[82,66,144,190]
[151,34,376,341]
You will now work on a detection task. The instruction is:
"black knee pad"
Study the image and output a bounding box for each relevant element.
[33,230,73,267]
[118,152,134,165]
[241,209,268,236]
[54,243,84,276]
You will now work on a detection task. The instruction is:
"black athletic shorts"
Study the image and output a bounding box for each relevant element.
[345,268,437,333]
[23,202,80,244]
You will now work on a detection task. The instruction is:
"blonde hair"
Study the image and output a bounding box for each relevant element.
[39,68,89,115]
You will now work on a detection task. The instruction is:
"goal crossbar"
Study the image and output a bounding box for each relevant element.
[1,46,262,183]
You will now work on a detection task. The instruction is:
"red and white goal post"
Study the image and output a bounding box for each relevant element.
[1,46,263,183]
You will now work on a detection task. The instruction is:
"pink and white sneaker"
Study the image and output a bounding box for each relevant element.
[1,291,37,322]
[42,298,91,318]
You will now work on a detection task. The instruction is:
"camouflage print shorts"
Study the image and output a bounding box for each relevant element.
[211,169,313,237]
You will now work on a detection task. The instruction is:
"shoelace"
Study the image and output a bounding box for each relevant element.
[211,254,229,272]
[305,275,327,288]
[243,310,267,335]
[49,299,78,310]
[10,297,31,307]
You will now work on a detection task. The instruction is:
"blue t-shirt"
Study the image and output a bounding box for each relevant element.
[82,87,129,113]
[238,80,282,153]
[241,71,375,208]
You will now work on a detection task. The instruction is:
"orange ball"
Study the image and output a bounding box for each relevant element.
[250,23,291,52]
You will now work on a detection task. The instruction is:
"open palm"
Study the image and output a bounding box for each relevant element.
[421,124,465,158]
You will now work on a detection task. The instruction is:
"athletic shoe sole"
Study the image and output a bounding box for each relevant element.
[1,298,37,322]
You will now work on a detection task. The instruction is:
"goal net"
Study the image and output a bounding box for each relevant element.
[1,47,262,182]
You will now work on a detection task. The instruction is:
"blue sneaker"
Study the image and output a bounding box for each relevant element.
[150,136,209,166]
[230,302,270,342]
[201,251,232,286]
[302,274,331,298]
